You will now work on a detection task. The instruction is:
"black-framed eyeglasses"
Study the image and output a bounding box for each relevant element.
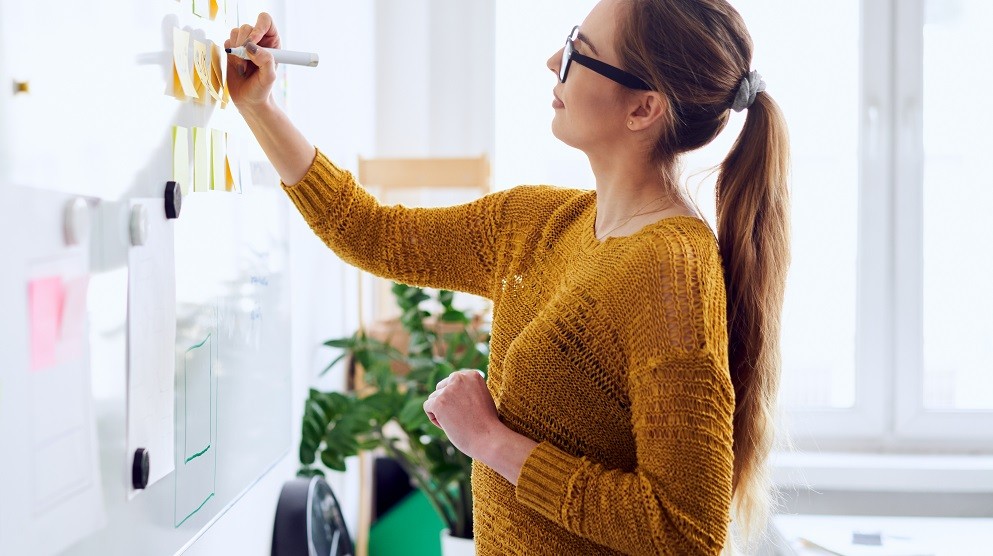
[559,25,652,91]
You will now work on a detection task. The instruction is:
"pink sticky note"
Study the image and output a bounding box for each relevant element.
[28,276,65,371]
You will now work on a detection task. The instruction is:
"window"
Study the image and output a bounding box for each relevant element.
[495,0,993,452]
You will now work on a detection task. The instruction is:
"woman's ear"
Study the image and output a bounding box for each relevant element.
[627,92,671,131]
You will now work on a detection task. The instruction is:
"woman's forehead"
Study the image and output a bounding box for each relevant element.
[579,0,625,58]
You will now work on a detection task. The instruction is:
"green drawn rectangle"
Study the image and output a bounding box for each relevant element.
[184,334,212,461]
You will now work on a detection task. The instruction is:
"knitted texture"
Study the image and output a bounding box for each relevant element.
[284,150,735,555]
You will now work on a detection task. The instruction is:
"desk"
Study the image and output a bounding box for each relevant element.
[772,515,993,556]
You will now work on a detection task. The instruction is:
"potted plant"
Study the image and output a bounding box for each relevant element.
[298,282,489,554]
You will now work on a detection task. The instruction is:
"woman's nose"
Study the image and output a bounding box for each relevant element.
[547,48,563,77]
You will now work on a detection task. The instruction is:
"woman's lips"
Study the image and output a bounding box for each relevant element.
[552,93,564,109]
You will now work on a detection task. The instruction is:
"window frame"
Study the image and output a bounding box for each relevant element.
[787,0,993,453]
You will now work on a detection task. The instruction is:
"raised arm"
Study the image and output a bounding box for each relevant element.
[225,12,318,185]
[283,152,522,298]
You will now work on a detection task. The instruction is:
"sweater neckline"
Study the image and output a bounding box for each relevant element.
[580,193,707,250]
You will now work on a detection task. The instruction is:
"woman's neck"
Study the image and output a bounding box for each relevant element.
[587,151,686,236]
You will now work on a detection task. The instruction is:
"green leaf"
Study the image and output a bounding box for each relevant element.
[361,390,399,423]
[437,290,455,306]
[320,450,347,472]
[297,466,325,478]
[319,352,349,377]
[324,426,360,457]
[323,337,355,348]
[401,287,430,305]
[357,437,382,450]
[302,415,323,444]
[398,395,430,429]
[432,463,463,485]
[421,440,445,462]
[299,442,317,465]
[305,398,329,424]
[439,309,469,324]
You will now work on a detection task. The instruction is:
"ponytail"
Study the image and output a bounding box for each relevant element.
[715,91,791,542]
[616,0,792,549]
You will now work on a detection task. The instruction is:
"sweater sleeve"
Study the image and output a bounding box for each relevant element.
[282,149,516,299]
[514,229,735,555]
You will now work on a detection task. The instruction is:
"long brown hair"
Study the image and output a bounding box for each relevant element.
[616,0,791,548]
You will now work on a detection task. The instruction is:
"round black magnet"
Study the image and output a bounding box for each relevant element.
[132,447,150,489]
[165,181,182,219]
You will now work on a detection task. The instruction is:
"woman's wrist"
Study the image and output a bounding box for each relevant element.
[478,424,539,486]
[236,95,279,121]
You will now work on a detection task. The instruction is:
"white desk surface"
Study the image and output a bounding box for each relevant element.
[772,514,993,556]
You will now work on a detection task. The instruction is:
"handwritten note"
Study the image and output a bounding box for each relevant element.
[192,40,210,104]
[172,28,197,99]
[173,126,191,195]
[193,127,210,192]
[220,45,231,108]
[208,43,224,102]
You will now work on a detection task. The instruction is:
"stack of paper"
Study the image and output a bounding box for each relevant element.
[798,530,936,556]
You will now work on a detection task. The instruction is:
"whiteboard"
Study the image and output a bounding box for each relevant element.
[0,1,292,554]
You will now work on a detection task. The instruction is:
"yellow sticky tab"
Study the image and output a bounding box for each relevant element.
[172,126,191,195]
[193,127,210,192]
[192,40,210,104]
[208,43,224,101]
[209,0,220,20]
[172,28,197,99]
[211,129,226,191]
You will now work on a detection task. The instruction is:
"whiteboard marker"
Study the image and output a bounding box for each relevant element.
[225,46,319,67]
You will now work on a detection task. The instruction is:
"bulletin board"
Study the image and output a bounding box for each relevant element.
[0,1,291,554]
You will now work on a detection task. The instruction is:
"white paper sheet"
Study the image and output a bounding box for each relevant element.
[126,198,177,496]
[27,254,106,554]
[0,228,107,556]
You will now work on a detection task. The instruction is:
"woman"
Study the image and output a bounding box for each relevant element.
[226,0,789,553]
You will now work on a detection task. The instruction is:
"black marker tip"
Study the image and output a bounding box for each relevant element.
[224,48,232,53]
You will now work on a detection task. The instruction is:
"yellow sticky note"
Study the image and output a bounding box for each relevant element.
[173,126,191,195]
[172,28,197,99]
[225,133,239,193]
[220,51,230,108]
[211,129,226,191]
[192,40,210,104]
[208,43,224,102]
[193,127,210,192]
[193,0,208,18]
[209,0,220,20]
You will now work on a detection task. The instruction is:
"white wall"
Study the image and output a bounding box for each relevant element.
[375,0,495,158]
[184,2,377,554]
[494,0,599,191]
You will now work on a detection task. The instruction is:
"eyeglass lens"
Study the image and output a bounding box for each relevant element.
[560,26,579,83]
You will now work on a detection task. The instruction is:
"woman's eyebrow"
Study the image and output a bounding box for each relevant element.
[576,31,600,57]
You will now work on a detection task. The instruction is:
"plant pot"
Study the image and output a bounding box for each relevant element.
[440,529,476,556]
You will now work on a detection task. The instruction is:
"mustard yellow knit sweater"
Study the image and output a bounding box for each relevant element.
[283,151,735,555]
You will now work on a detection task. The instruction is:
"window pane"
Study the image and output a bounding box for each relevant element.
[922,0,993,410]
[683,1,861,409]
